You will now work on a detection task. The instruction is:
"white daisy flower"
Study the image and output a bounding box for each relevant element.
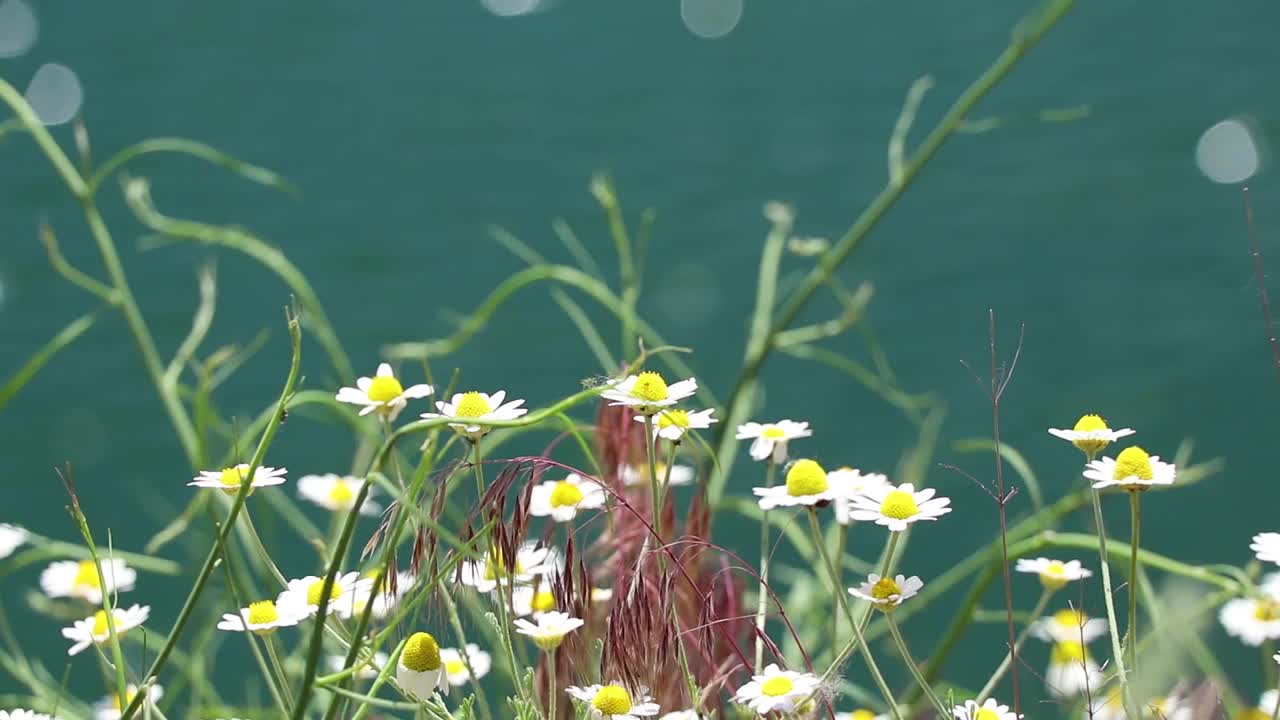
[328,651,390,680]
[1147,694,1194,720]
[276,572,374,619]
[217,599,305,635]
[619,462,695,487]
[848,574,923,612]
[566,683,660,720]
[459,542,553,592]
[1044,641,1104,698]
[0,523,28,559]
[510,584,560,618]
[1253,533,1280,565]
[529,474,608,522]
[62,604,150,656]
[599,371,697,416]
[1,711,59,720]
[1030,608,1108,644]
[1083,446,1175,492]
[952,698,1019,720]
[514,610,584,650]
[827,467,888,525]
[421,390,528,440]
[636,408,717,441]
[40,558,136,604]
[440,643,491,686]
[397,631,446,700]
[1220,596,1280,646]
[1081,688,1126,720]
[1048,414,1135,455]
[834,712,888,720]
[1013,557,1091,591]
[94,683,163,720]
[733,663,822,715]
[754,459,842,510]
[297,474,380,514]
[592,587,614,604]
[188,463,287,495]
[845,482,952,532]
[659,711,699,720]
[336,362,433,420]
[735,420,812,463]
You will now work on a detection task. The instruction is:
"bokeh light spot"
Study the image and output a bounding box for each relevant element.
[680,0,743,39]
[0,0,37,58]
[25,63,83,126]
[1196,118,1262,184]
[480,0,542,17]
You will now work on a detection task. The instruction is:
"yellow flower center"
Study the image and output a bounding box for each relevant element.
[532,589,556,613]
[1053,608,1087,629]
[1239,710,1273,720]
[248,600,280,626]
[1041,561,1069,590]
[1051,640,1088,665]
[454,391,492,419]
[630,371,670,402]
[444,658,467,676]
[851,712,877,720]
[785,459,828,497]
[761,425,787,439]
[1113,446,1154,482]
[657,410,690,430]
[975,710,1000,720]
[1073,414,1108,433]
[1255,600,1280,621]
[482,550,524,582]
[91,609,111,635]
[591,685,633,715]
[327,480,355,508]
[219,465,254,495]
[306,579,342,606]
[880,490,919,520]
[870,577,902,602]
[366,375,404,403]
[73,560,101,590]
[549,480,585,508]
[402,632,442,672]
[760,676,794,697]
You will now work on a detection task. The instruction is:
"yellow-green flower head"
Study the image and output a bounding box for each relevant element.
[845,482,952,532]
[1045,641,1103,698]
[217,599,303,636]
[1083,446,1176,492]
[1048,414,1135,455]
[189,463,288,496]
[600,371,698,416]
[848,573,924,612]
[62,604,150,656]
[336,363,434,420]
[566,683,661,719]
[638,407,718,441]
[1013,557,1091,591]
[513,610,584,651]
[754,459,840,510]
[421,390,528,440]
[397,631,447,699]
[733,664,823,715]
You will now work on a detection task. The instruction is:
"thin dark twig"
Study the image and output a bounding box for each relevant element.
[978,309,1024,715]
[1243,187,1280,385]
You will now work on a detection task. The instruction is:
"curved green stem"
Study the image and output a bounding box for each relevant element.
[977,588,1053,702]
[1090,488,1138,717]
[755,459,777,672]
[807,510,901,720]
[886,614,948,717]
[1127,491,1142,673]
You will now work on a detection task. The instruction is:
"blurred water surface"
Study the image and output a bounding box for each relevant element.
[3,1,1280,711]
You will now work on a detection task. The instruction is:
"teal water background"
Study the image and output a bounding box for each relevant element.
[3,1,1280,713]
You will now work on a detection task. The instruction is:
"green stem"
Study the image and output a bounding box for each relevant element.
[807,510,900,720]
[755,458,777,672]
[977,588,1053,702]
[264,634,296,713]
[833,522,849,657]
[886,614,948,718]
[472,439,485,498]
[644,414,662,542]
[1127,490,1141,672]
[547,646,557,720]
[1089,486,1139,718]
[438,584,494,720]
[119,313,301,720]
